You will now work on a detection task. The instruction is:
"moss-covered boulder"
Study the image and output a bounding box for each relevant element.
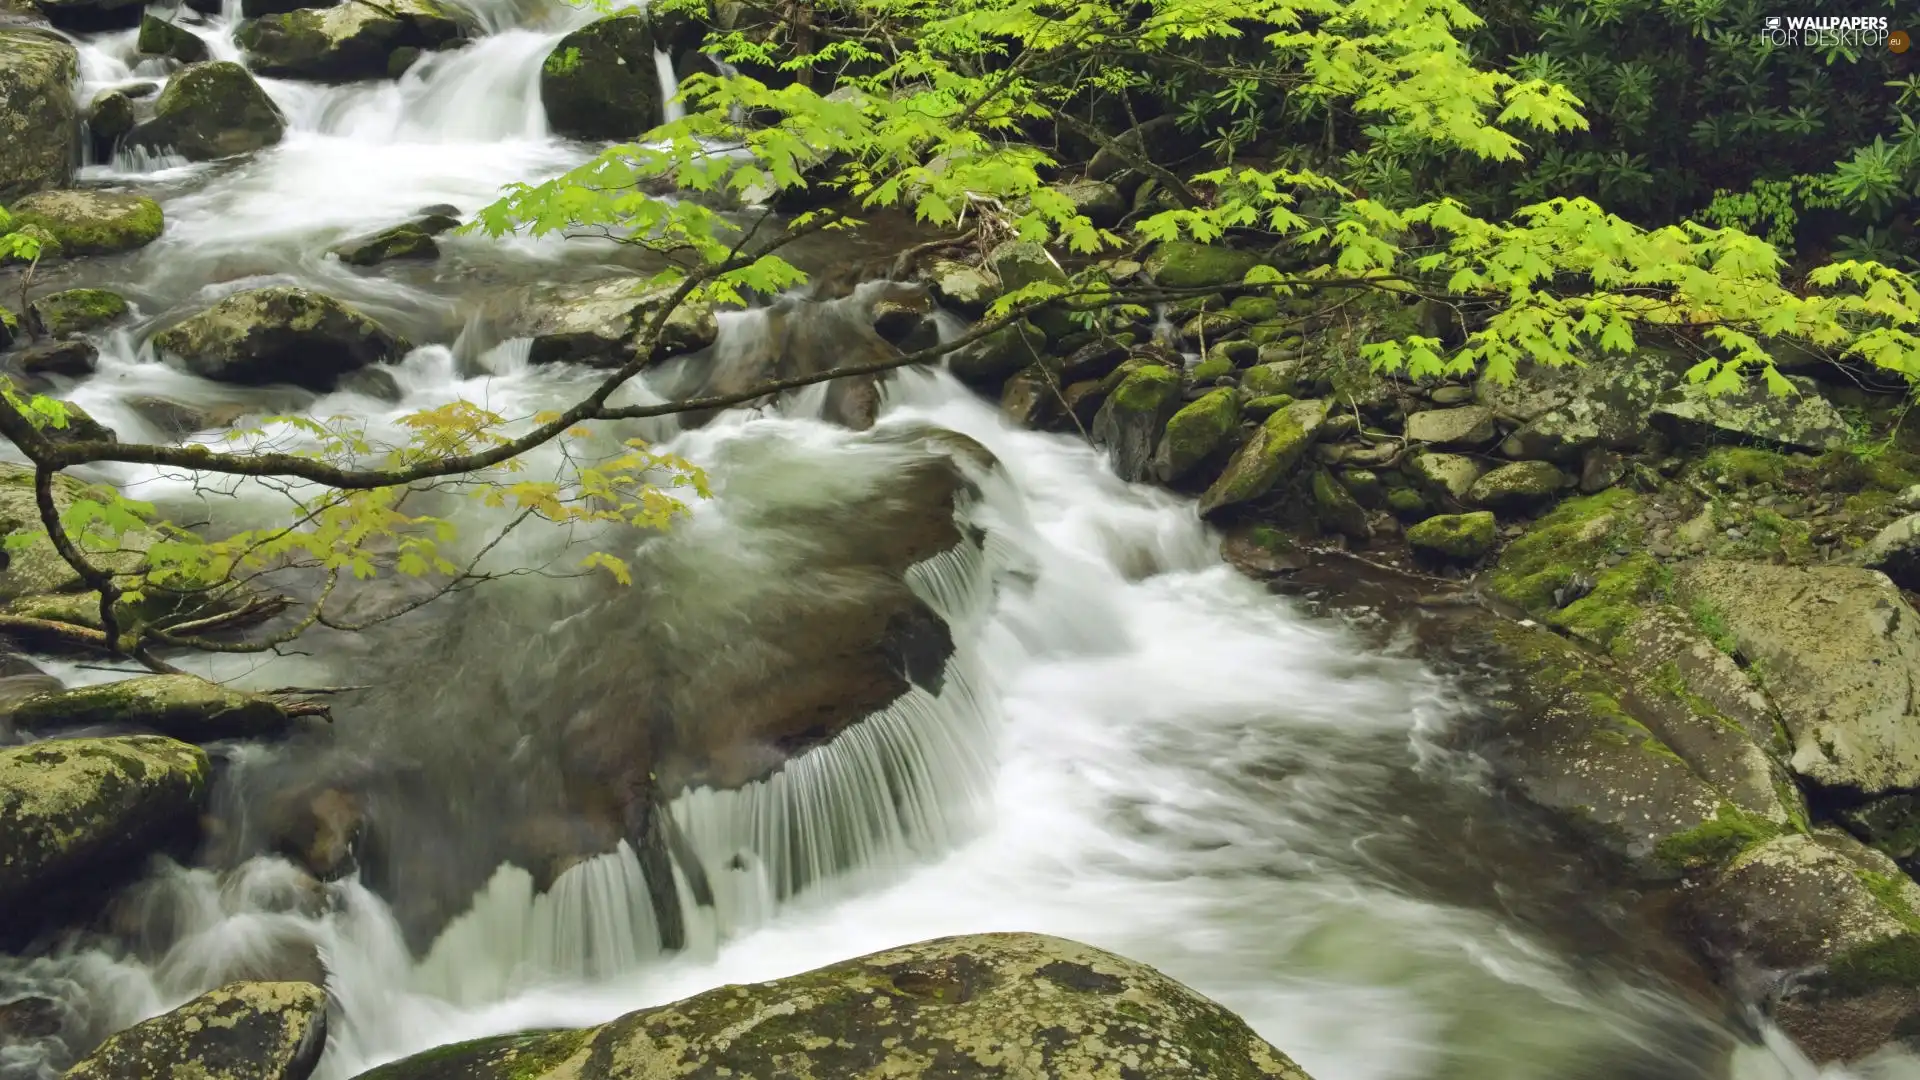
[1240,359,1302,398]
[1467,460,1568,510]
[0,735,208,912]
[10,673,292,742]
[1311,469,1370,540]
[1000,364,1059,429]
[1091,363,1181,482]
[1484,487,1644,625]
[540,11,662,140]
[507,277,718,368]
[1152,386,1239,484]
[1403,451,1482,503]
[0,463,153,604]
[1404,405,1497,449]
[922,258,999,318]
[5,190,162,256]
[1144,240,1260,290]
[1477,351,1679,464]
[1650,373,1849,453]
[66,981,327,1080]
[29,287,128,337]
[1674,561,1920,795]
[1198,398,1328,518]
[355,933,1314,1080]
[239,0,468,81]
[0,30,80,202]
[126,61,285,161]
[986,239,1073,340]
[1406,511,1494,559]
[153,286,410,390]
[137,11,211,63]
[947,319,1039,390]
[1688,830,1920,1063]
[332,220,439,266]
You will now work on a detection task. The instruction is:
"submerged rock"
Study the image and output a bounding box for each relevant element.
[354,933,1314,1080]
[152,286,410,390]
[10,673,292,742]
[0,735,208,914]
[238,0,466,81]
[0,29,80,201]
[1091,363,1181,482]
[331,220,440,266]
[66,981,327,1080]
[126,61,285,161]
[5,189,163,256]
[29,286,128,337]
[540,10,662,140]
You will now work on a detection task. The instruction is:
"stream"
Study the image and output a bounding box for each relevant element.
[0,1,1908,1078]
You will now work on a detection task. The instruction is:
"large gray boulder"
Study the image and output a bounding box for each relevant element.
[152,286,410,390]
[1852,513,1920,591]
[1477,351,1680,463]
[238,0,467,82]
[0,735,209,913]
[1198,398,1328,517]
[1675,561,1920,795]
[66,981,328,1080]
[1651,373,1849,452]
[10,674,292,742]
[126,61,285,162]
[540,11,662,140]
[0,30,80,203]
[504,277,718,367]
[0,463,154,605]
[353,933,1314,1080]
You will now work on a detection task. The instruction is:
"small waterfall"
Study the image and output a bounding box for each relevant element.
[653,48,683,126]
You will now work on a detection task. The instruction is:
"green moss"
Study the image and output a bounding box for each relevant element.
[1652,802,1782,872]
[1108,364,1179,412]
[544,45,581,74]
[1144,241,1260,290]
[1697,446,1788,487]
[1486,487,1642,617]
[1405,511,1495,559]
[1157,388,1239,481]
[1689,598,1738,656]
[1823,935,1920,993]
[1189,357,1234,382]
[1552,552,1662,650]
[9,194,163,257]
[1386,486,1426,516]
[1227,295,1279,322]
[32,288,129,336]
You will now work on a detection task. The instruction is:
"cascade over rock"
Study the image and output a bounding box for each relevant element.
[356,933,1315,1080]
[125,61,285,161]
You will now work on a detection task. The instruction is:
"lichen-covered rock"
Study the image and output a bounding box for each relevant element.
[1404,451,1482,503]
[29,287,128,337]
[126,61,285,161]
[984,240,1071,340]
[1406,511,1494,559]
[1688,830,1920,1063]
[922,258,998,318]
[0,735,208,912]
[1240,360,1302,398]
[1091,363,1181,482]
[1152,386,1239,484]
[1048,178,1125,228]
[947,319,1039,389]
[137,11,211,62]
[66,981,327,1080]
[0,463,152,604]
[1311,469,1370,540]
[540,11,661,140]
[354,933,1313,1080]
[332,221,439,266]
[1477,351,1680,463]
[10,673,291,742]
[506,277,718,367]
[1144,240,1259,290]
[1650,374,1849,453]
[1851,513,1920,592]
[0,30,80,202]
[1675,561,1920,795]
[154,286,408,390]
[6,190,162,256]
[1467,460,1568,509]
[1404,405,1497,449]
[1198,398,1328,517]
[238,0,465,81]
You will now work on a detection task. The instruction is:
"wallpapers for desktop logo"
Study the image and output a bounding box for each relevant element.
[1760,15,1908,52]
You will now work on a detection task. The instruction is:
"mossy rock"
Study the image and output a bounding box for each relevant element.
[30,287,129,337]
[137,11,211,62]
[1242,393,1294,420]
[332,221,439,266]
[126,61,285,161]
[1311,469,1370,540]
[1048,178,1125,228]
[153,285,410,390]
[1403,451,1482,503]
[238,0,468,82]
[511,277,718,368]
[0,735,209,911]
[1144,240,1260,290]
[66,981,327,1080]
[1240,360,1302,399]
[0,29,81,202]
[1189,356,1234,383]
[1651,372,1849,454]
[357,933,1315,1080]
[1198,398,1328,518]
[948,319,1040,389]
[987,240,1074,341]
[540,11,662,139]
[1228,295,1280,322]
[1466,460,1569,510]
[1092,363,1182,482]
[1406,511,1494,559]
[922,258,999,318]
[1152,387,1239,484]
[10,674,292,742]
[1485,487,1645,626]
[0,463,155,605]
[5,190,163,256]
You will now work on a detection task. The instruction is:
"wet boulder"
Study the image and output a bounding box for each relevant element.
[65,981,327,1080]
[0,735,209,914]
[1198,398,1328,517]
[0,29,79,201]
[1674,561,1920,795]
[4,189,162,256]
[1650,372,1848,453]
[152,286,411,390]
[354,933,1315,1080]
[540,11,663,140]
[506,277,717,367]
[331,220,440,266]
[946,318,1038,390]
[29,286,128,337]
[1091,363,1181,482]
[1152,385,1239,484]
[0,462,152,604]
[126,61,285,161]
[13,338,99,377]
[9,673,292,742]
[1144,239,1259,290]
[136,10,210,63]
[237,0,467,83]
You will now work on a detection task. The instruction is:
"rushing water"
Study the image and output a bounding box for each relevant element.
[3,2,1916,1079]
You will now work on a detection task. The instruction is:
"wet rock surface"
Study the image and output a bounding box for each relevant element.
[65,981,328,1080]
